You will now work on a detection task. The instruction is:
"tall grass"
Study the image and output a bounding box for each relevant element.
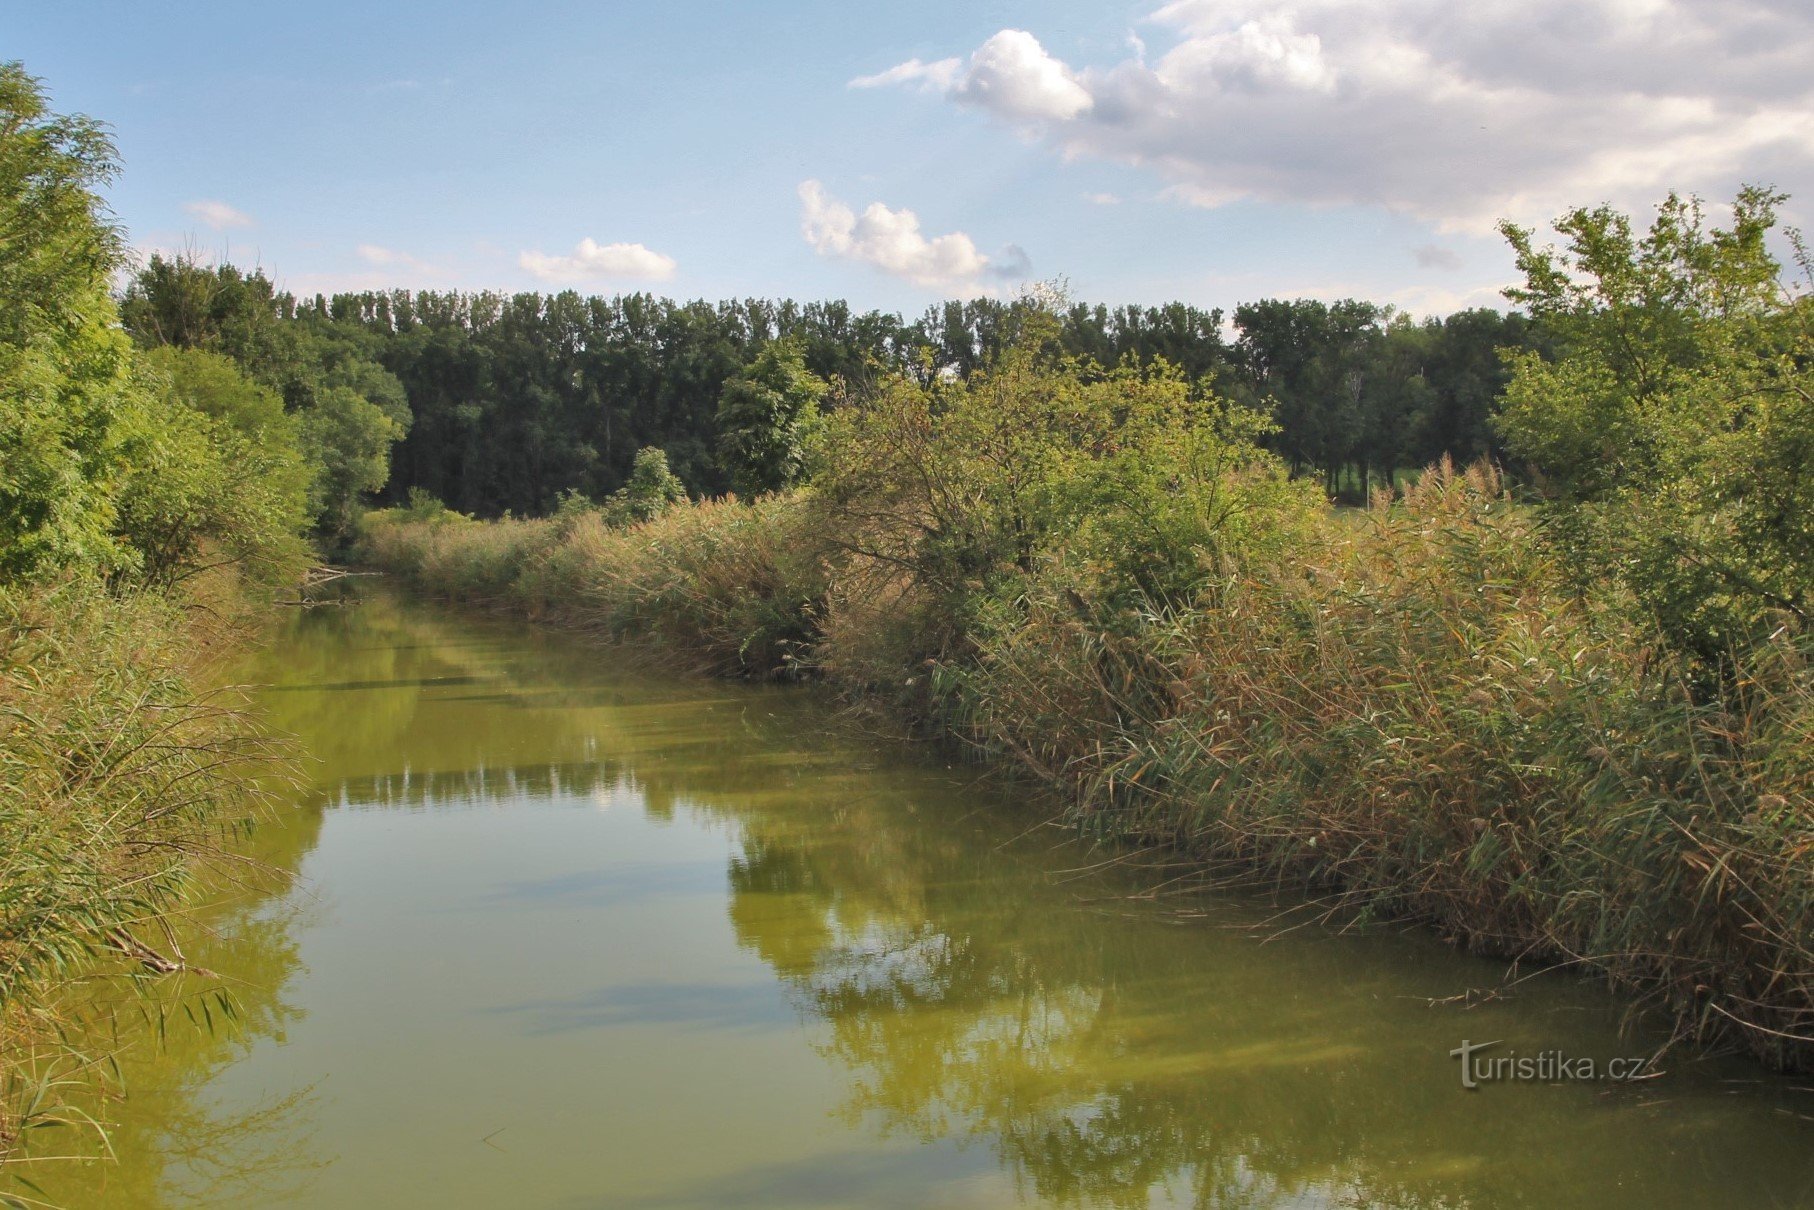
[363,495,825,678]
[0,575,280,1170]
[360,465,1814,1070]
[956,463,1814,1064]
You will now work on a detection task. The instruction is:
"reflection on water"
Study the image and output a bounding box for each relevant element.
[18,590,1814,1208]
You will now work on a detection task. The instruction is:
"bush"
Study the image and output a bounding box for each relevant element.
[1496,188,1814,667]
[808,310,1317,693]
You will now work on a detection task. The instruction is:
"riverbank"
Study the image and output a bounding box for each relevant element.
[361,465,1814,1073]
[0,574,283,1164]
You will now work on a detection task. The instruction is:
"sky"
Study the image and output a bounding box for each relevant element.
[13,0,1814,319]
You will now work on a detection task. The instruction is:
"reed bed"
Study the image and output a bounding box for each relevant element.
[0,576,278,1168]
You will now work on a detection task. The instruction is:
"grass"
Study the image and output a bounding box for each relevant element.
[363,494,825,679]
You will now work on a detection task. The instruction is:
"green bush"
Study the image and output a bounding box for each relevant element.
[1496,188,1814,667]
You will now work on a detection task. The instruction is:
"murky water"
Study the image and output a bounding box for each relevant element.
[25,591,1814,1208]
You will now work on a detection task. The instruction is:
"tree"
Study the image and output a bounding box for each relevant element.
[606,446,687,524]
[121,252,412,539]
[302,387,406,542]
[0,62,137,577]
[121,348,313,585]
[1495,187,1813,661]
[1232,298,1382,494]
[814,294,1316,655]
[715,339,828,497]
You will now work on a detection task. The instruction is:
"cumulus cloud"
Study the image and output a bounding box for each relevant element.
[518,238,677,283]
[951,29,1093,123]
[798,180,1024,289]
[182,200,252,230]
[857,1,1814,231]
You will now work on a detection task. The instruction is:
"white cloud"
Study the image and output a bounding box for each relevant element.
[799,180,1020,289]
[182,199,252,230]
[355,243,436,272]
[1083,192,1122,205]
[852,30,1091,124]
[951,30,1093,123]
[517,238,677,283]
[850,57,961,92]
[860,1,1814,232]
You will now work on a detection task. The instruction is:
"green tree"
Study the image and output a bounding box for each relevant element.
[606,446,687,524]
[302,386,406,542]
[715,339,827,497]
[814,297,1316,652]
[120,348,313,585]
[120,252,412,539]
[0,62,137,577]
[1495,187,1813,660]
[1231,298,1382,495]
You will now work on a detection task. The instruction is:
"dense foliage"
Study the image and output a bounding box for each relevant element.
[1497,188,1814,665]
[0,63,323,583]
[119,257,411,544]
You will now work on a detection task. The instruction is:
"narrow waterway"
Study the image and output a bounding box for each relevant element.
[35,590,1814,1208]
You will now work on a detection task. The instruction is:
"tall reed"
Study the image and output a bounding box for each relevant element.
[0,576,279,1167]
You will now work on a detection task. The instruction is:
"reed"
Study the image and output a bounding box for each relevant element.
[363,495,825,679]
[0,576,279,1169]
[955,463,1814,1064]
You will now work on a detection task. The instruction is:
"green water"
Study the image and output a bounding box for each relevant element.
[25,591,1814,1208]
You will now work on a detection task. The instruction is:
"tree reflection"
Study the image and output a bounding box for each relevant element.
[703,767,1814,1210]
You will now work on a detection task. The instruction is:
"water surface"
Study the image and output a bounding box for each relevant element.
[32,591,1814,1208]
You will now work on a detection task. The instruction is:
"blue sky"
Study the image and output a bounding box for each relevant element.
[14,0,1812,318]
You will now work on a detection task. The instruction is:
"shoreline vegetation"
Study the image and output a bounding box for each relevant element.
[361,200,1814,1073]
[1,65,317,1178]
[359,465,1814,1072]
[0,577,282,1169]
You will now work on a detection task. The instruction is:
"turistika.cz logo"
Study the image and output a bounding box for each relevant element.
[1449,1039,1655,1089]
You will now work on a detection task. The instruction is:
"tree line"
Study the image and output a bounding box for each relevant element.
[117,260,1540,520]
